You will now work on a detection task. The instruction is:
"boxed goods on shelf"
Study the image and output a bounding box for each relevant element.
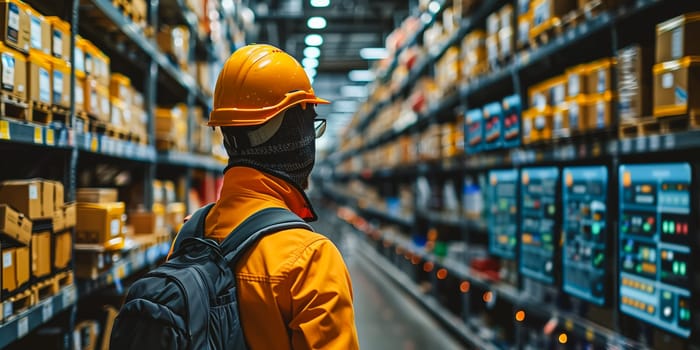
[530,0,577,39]
[109,73,132,105]
[587,91,614,130]
[27,49,52,107]
[53,230,71,269]
[49,55,71,109]
[157,25,190,69]
[483,101,504,150]
[566,62,589,98]
[32,230,51,278]
[586,58,615,95]
[617,45,652,122]
[460,30,487,81]
[156,104,189,152]
[0,179,56,220]
[2,245,30,292]
[64,202,76,229]
[486,35,499,66]
[27,6,50,55]
[441,122,459,158]
[0,0,30,53]
[47,17,70,62]
[109,97,129,132]
[75,70,86,114]
[517,10,531,50]
[0,42,27,102]
[502,94,522,148]
[74,37,87,75]
[465,108,484,154]
[499,4,515,59]
[0,204,32,245]
[76,202,126,250]
[52,206,64,232]
[653,57,700,118]
[655,13,700,63]
[128,207,165,235]
[435,46,461,93]
[552,102,570,137]
[77,188,118,203]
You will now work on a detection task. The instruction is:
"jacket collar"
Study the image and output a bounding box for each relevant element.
[220,166,317,221]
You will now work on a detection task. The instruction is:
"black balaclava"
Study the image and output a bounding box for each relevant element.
[221,104,317,191]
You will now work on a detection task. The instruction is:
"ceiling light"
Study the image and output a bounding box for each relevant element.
[359,47,388,60]
[341,85,368,98]
[307,16,327,29]
[310,0,330,7]
[302,57,319,68]
[428,1,441,14]
[304,67,317,78]
[303,46,321,58]
[305,34,323,46]
[348,69,374,82]
[333,100,359,113]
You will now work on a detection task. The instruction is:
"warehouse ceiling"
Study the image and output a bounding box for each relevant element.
[245,0,411,151]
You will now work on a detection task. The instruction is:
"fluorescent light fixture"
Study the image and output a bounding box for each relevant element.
[348,69,374,82]
[307,16,327,29]
[303,46,321,58]
[305,34,323,46]
[420,12,432,23]
[341,85,368,98]
[310,0,330,7]
[302,57,319,68]
[359,47,388,60]
[333,100,358,113]
[428,0,441,13]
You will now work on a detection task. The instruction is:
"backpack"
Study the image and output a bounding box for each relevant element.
[110,204,313,349]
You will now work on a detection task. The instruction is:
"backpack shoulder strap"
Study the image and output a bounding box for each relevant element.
[220,207,313,264]
[170,203,216,253]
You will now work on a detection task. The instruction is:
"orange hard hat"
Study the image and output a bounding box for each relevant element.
[208,44,329,127]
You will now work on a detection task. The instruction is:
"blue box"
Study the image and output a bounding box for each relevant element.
[502,94,522,148]
[465,109,484,154]
[483,102,504,150]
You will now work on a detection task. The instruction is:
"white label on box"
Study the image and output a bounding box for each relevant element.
[568,74,579,96]
[553,85,564,105]
[662,72,674,89]
[30,16,42,49]
[2,53,15,91]
[75,48,84,72]
[111,219,120,236]
[7,3,19,44]
[76,84,84,105]
[553,111,563,131]
[29,184,38,199]
[53,70,63,104]
[91,90,98,110]
[534,93,546,110]
[596,102,605,128]
[39,68,51,103]
[42,301,53,322]
[3,252,12,267]
[570,103,579,130]
[533,0,548,26]
[597,69,606,93]
[671,27,683,60]
[85,53,93,75]
[101,95,109,116]
[535,115,546,130]
[17,317,28,338]
[53,29,62,58]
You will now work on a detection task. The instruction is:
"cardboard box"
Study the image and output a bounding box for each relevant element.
[128,211,160,234]
[76,202,125,250]
[0,179,44,220]
[499,4,515,59]
[50,55,71,108]
[53,209,64,232]
[52,181,64,209]
[28,49,53,105]
[566,63,590,98]
[0,0,30,53]
[63,202,76,229]
[153,180,164,204]
[567,96,590,133]
[74,70,85,114]
[53,231,71,269]
[531,0,577,38]
[74,37,86,75]
[15,245,28,287]
[617,45,652,122]
[77,188,118,203]
[517,13,531,50]
[587,58,615,95]
[653,57,700,118]
[109,73,131,105]
[27,7,51,55]
[31,231,51,278]
[656,13,700,63]
[2,247,16,291]
[587,92,614,130]
[42,180,54,219]
[0,42,27,101]
[47,16,70,62]
[552,103,570,138]
[0,204,32,245]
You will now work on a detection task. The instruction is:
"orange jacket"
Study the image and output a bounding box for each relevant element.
[182,166,359,349]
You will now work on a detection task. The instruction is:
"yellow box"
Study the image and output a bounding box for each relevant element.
[586,58,615,95]
[528,80,550,110]
[27,6,51,55]
[552,103,569,138]
[587,91,615,130]
[0,204,32,245]
[109,73,131,104]
[28,49,52,105]
[53,208,64,232]
[566,63,590,97]
[97,84,110,122]
[0,179,44,220]
[128,210,161,234]
[84,75,100,119]
[0,42,27,101]
[31,231,51,278]
[63,202,76,229]
[53,231,71,269]
[109,97,126,128]
[566,95,590,133]
[16,245,28,287]
[547,76,568,106]
[74,37,87,75]
[517,13,531,49]
[653,57,700,117]
[47,17,70,62]
[49,55,71,108]
[530,0,576,38]
[656,13,700,63]
[0,0,30,53]
[3,246,17,291]
[153,179,163,204]
[77,188,118,203]
[94,49,110,87]
[81,39,100,77]
[76,202,125,250]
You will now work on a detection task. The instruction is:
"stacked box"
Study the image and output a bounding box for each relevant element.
[435,46,460,93]
[0,179,56,220]
[157,25,190,69]
[498,5,515,59]
[2,244,30,293]
[47,17,70,62]
[49,54,71,109]
[27,49,52,107]
[156,104,189,152]
[0,0,30,53]
[517,0,531,49]
[76,202,125,250]
[460,30,487,81]
[0,41,27,102]
[530,0,577,40]
[27,6,50,55]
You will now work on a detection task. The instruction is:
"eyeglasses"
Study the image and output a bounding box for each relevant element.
[314,118,327,138]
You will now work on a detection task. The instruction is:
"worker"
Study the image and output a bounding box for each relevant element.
[202,43,360,349]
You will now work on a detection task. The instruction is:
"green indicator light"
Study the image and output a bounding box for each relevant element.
[625,244,633,253]
[670,221,675,233]
[510,237,516,246]
[637,265,643,273]
[681,262,687,276]
[543,234,551,242]
[643,223,651,232]
[592,224,600,235]
[594,253,604,266]
[673,261,679,274]
[622,225,628,233]
[548,205,556,215]
[662,221,668,233]
[663,291,672,299]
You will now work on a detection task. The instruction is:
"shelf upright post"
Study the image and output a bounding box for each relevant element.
[144,0,160,211]
[609,19,622,336]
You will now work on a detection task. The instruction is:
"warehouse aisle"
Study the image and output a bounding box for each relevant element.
[310,200,466,350]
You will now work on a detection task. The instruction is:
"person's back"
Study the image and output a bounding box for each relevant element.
[199,44,359,349]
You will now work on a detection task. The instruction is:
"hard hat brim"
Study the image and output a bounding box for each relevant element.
[209,90,330,127]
